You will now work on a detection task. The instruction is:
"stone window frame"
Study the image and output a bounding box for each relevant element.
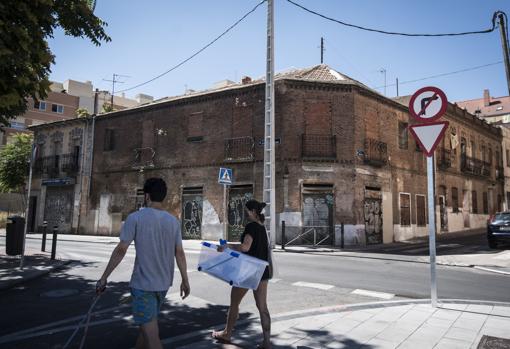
[397,121,408,150]
[451,187,459,213]
[415,194,426,227]
[399,192,411,227]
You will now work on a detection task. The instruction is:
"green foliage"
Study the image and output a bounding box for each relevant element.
[75,107,90,118]
[0,133,33,193]
[102,103,114,113]
[0,0,110,126]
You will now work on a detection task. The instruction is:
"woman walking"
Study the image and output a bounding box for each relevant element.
[212,199,272,349]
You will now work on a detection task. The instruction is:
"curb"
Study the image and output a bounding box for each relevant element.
[0,259,72,291]
[162,298,510,348]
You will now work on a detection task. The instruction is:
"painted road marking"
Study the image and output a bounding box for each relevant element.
[292,281,334,291]
[269,278,281,284]
[351,289,395,300]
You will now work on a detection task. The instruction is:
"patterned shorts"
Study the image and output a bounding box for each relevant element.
[131,288,167,325]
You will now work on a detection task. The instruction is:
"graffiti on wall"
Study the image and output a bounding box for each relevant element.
[182,193,203,239]
[228,187,253,241]
[44,187,73,230]
[302,193,333,245]
[364,198,383,244]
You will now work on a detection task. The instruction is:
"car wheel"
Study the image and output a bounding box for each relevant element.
[488,239,498,249]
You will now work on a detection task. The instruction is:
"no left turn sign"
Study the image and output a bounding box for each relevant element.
[409,86,448,122]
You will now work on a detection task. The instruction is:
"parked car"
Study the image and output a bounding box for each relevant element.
[487,212,510,248]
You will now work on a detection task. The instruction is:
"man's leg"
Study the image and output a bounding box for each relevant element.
[135,328,145,349]
[140,318,163,349]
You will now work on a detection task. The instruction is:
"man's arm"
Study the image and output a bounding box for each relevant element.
[97,241,130,292]
[175,244,190,299]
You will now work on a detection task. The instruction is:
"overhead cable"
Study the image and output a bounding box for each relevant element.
[117,0,267,93]
[286,0,502,37]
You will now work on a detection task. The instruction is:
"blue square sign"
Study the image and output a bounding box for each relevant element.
[218,168,233,185]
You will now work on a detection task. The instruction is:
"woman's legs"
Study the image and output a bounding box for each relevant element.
[253,280,271,348]
[212,286,249,341]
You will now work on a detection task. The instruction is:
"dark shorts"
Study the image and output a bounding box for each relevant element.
[131,288,167,325]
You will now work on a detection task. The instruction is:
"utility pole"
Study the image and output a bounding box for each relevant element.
[320,37,324,64]
[103,74,128,109]
[498,12,510,97]
[263,0,276,248]
[396,78,399,97]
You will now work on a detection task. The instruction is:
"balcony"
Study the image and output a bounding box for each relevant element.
[224,137,254,162]
[364,138,387,167]
[302,134,336,160]
[460,155,491,177]
[34,153,80,178]
[437,148,452,170]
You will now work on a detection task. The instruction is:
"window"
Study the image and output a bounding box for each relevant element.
[481,145,486,162]
[472,191,478,214]
[33,100,46,111]
[507,149,510,167]
[399,193,411,226]
[416,195,426,227]
[483,192,488,214]
[187,111,204,142]
[498,194,502,212]
[398,122,408,149]
[104,129,115,151]
[451,187,459,213]
[51,104,64,114]
[471,141,476,158]
[488,147,493,165]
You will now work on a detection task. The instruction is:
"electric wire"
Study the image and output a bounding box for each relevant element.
[117,0,267,93]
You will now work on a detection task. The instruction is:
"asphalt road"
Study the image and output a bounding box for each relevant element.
[0,237,508,348]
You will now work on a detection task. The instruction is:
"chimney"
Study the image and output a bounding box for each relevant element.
[242,76,252,84]
[484,89,490,107]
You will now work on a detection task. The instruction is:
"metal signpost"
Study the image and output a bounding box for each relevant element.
[408,86,448,308]
[218,168,233,240]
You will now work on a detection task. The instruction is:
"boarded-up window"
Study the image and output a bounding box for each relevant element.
[232,104,252,137]
[472,191,478,214]
[304,101,332,134]
[451,187,459,213]
[187,112,204,141]
[416,195,426,227]
[400,193,411,226]
[398,122,408,149]
[483,192,488,214]
[104,129,114,151]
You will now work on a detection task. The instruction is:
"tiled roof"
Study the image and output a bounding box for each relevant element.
[456,95,510,118]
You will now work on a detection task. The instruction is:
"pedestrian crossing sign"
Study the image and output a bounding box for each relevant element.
[218,168,233,185]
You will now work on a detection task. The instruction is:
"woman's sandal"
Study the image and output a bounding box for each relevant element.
[212,330,232,343]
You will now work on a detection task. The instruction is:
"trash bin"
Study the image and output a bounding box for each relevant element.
[6,216,25,256]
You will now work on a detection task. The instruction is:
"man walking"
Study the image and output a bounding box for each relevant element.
[97,177,190,349]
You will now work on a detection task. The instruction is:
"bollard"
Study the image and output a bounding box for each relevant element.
[340,222,345,249]
[41,221,48,252]
[51,225,58,260]
[281,220,286,250]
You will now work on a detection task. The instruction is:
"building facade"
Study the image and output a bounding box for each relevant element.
[82,65,503,245]
[29,117,94,234]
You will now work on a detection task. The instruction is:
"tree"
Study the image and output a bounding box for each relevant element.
[0,133,33,211]
[0,0,111,127]
[75,107,90,118]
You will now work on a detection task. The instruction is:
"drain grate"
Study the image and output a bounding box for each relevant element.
[477,335,510,349]
[40,289,80,298]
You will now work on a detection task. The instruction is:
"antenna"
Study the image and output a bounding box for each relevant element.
[103,74,130,107]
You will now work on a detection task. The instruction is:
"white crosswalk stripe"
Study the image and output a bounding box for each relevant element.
[292,281,334,290]
[351,288,395,299]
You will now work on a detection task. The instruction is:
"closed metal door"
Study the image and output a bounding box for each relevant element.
[227,186,253,241]
[182,188,203,240]
[302,193,334,246]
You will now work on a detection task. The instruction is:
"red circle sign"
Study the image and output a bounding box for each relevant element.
[409,86,448,122]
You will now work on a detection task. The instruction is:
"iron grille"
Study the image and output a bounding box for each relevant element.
[302,134,336,159]
[364,138,387,167]
[437,148,452,170]
[461,155,491,177]
[224,137,254,161]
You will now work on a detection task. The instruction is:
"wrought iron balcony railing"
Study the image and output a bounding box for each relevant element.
[34,153,80,177]
[364,138,387,167]
[437,148,452,170]
[224,137,254,162]
[460,155,490,177]
[302,134,336,160]
[496,166,505,180]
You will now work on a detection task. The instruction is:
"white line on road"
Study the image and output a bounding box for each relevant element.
[473,266,510,275]
[292,281,334,290]
[351,289,395,300]
[269,278,281,284]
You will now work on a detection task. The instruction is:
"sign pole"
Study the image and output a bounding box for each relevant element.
[223,184,227,240]
[427,154,437,307]
[20,144,36,270]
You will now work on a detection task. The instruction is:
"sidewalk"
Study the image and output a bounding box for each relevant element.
[172,300,510,349]
[0,252,71,291]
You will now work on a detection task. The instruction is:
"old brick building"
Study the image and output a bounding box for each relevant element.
[81,65,503,246]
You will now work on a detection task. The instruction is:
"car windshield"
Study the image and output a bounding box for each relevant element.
[494,213,510,222]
